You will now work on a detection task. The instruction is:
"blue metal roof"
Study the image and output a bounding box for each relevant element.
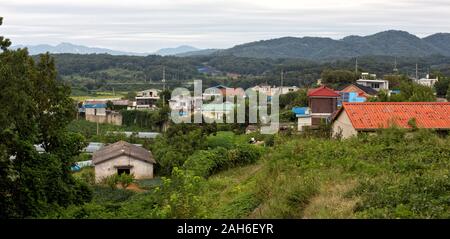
[83,103,106,109]
[292,107,310,117]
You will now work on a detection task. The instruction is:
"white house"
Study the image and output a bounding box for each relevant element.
[251,84,299,96]
[136,89,160,109]
[92,141,156,183]
[414,74,439,87]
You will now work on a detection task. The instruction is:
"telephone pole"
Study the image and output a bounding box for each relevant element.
[280,69,284,88]
[415,63,419,79]
[162,66,166,107]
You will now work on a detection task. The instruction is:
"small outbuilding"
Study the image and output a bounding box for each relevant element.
[92,141,156,183]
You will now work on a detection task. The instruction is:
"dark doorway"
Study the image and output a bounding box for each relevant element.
[117,168,130,175]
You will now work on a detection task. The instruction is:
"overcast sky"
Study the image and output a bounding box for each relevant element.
[1,0,450,52]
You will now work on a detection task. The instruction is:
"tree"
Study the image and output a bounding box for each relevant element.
[321,69,357,88]
[447,86,450,102]
[123,91,137,101]
[0,18,91,218]
[434,77,449,97]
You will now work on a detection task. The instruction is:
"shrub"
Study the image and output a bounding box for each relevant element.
[117,173,135,189]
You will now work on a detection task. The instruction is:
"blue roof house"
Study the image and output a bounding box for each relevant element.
[292,107,312,131]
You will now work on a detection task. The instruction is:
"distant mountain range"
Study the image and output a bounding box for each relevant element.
[154,45,200,56]
[11,43,203,56]
[217,30,450,60]
[11,42,146,56]
[12,30,450,60]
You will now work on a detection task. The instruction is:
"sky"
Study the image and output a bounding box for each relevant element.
[1,0,450,53]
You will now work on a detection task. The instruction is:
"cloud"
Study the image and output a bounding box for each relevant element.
[1,0,450,52]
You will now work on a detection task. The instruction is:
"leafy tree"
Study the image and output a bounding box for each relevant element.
[0,18,91,218]
[123,91,137,101]
[447,86,450,101]
[321,69,357,88]
[434,77,449,97]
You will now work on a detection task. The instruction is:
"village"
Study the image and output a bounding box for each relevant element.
[68,70,449,187]
[2,0,450,220]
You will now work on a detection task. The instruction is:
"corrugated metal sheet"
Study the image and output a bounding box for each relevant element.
[343,102,450,130]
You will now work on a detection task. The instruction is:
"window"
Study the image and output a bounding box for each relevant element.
[371,83,380,89]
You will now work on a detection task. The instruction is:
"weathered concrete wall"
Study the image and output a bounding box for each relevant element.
[86,112,122,125]
[332,110,358,139]
[94,155,154,183]
[297,117,312,131]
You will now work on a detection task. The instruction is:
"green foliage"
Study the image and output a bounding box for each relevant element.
[0,24,92,218]
[151,124,209,176]
[433,76,449,97]
[183,144,261,178]
[117,173,135,189]
[321,69,357,88]
[121,108,168,131]
[103,175,119,190]
[74,167,95,185]
[374,81,435,102]
[279,89,308,109]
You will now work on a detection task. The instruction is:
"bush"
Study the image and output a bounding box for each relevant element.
[117,173,135,189]
[183,144,262,178]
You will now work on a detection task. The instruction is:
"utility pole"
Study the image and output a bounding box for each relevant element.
[280,69,284,88]
[415,63,419,79]
[393,58,398,74]
[162,66,166,107]
[355,58,358,75]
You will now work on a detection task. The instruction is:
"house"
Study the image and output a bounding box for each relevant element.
[84,101,107,116]
[292,107,312,131]
[201,102,235,120]
[202,85,245,102]
[251,84,299,96]
[332,102,450,139]
[338,83,378,105]
[92,141,156,182]
[340,83,378,98]
[136,89,160,109]
[414,74,439,87]
[356,73,389,92]
[307,86,340,126]
[83,101,122,125]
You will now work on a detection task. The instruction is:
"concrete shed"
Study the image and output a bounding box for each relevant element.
[92,141,156,183]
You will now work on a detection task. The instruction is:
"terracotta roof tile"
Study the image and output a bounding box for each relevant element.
[342,102,450,130]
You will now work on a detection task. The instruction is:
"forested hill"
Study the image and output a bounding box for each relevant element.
[47,53,450,93]
[217,30,450,60]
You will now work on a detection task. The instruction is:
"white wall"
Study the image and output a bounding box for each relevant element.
[94,155,154,183]
[332,110,358,139]
[297,117,312,131]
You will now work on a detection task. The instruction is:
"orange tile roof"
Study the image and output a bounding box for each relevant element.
[308,86,340,97]
[341,102,450,130]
